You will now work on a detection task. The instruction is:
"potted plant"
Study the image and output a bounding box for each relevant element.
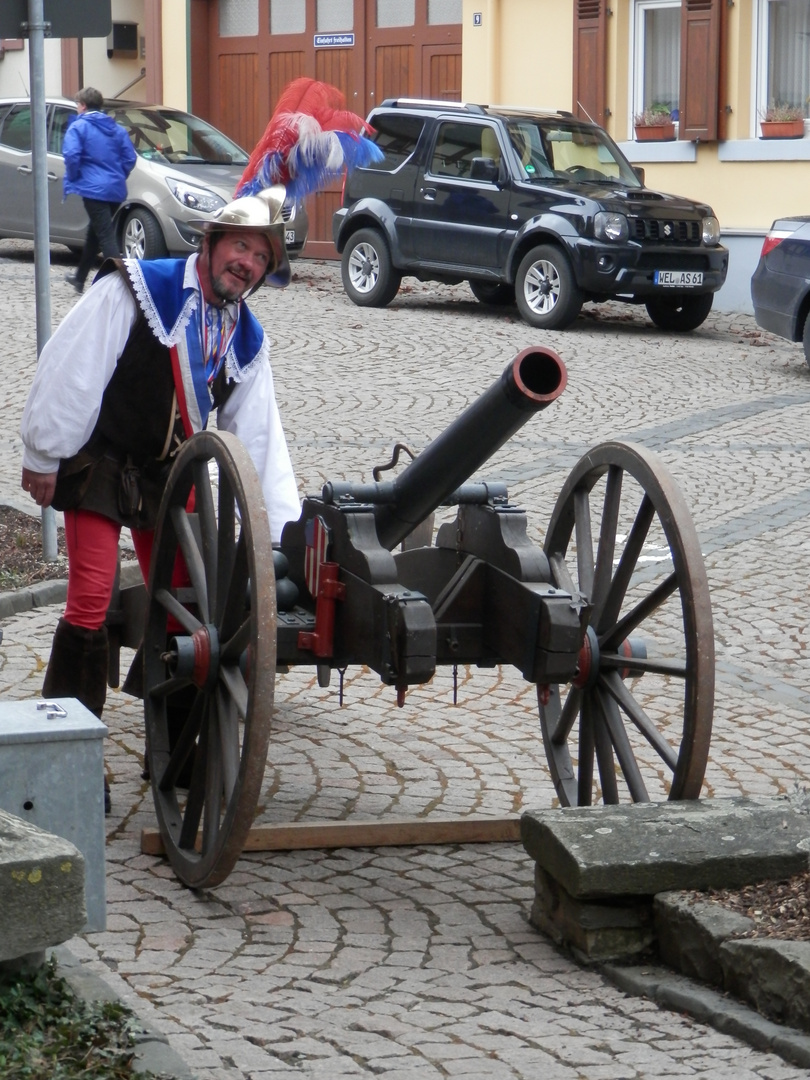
[633,104,676,142]
[760,104,805,139]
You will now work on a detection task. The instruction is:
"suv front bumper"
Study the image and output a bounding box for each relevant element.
[569,239,729,298]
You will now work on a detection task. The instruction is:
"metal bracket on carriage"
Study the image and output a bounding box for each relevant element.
[297,515,346,659]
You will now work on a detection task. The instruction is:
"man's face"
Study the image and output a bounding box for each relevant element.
[202,230,274,304]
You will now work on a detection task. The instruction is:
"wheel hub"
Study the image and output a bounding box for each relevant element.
[166,625,221,692]
[571,628,647,689]
[572,625,599,689]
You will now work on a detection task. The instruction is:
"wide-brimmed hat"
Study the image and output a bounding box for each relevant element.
[188,185,291,289]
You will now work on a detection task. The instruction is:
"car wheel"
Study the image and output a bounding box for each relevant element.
[122,208,168,260]
[469,280,515,306]
[515,245,583,330]
[341,229,401,307]
[803,315,810,368]
[644,293,714,332]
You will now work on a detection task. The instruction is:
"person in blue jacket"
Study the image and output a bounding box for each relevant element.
[63,87,137,294]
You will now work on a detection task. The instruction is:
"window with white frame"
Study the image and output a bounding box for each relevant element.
[631,0,681,124]
[755,0,810,123]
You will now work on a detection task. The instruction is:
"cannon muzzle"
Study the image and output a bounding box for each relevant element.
[368,346,566,550]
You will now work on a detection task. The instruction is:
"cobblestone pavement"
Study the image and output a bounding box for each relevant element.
[2,239,810,1078]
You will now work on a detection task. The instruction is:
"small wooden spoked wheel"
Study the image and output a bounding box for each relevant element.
[143,431,277,888]
[540,441,714,806]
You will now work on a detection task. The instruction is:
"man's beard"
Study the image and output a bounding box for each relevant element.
[211,269,248,303]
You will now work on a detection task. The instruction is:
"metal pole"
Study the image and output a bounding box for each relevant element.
[27,0,58,560]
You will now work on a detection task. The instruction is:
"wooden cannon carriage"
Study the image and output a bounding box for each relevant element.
[112,346,714,889]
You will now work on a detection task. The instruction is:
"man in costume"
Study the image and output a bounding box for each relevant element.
[20,186,301,812]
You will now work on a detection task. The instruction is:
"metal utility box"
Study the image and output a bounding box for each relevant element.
[0,699,107,931]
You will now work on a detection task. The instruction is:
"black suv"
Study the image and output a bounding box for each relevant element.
[333,100,728,331]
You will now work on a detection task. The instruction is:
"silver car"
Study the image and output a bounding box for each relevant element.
[0,97,308,260]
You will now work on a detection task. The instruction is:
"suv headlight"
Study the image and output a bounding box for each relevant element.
[165,178,227,214]
[702,215,721,246]
[594,211,629,242]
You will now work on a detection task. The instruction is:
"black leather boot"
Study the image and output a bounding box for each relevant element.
[43,618,111,812]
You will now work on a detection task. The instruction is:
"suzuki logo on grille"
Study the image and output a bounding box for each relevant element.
[664,222,673,237]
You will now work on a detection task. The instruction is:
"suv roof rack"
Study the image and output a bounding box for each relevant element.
[378,97,487,115]
[485,105,578,119]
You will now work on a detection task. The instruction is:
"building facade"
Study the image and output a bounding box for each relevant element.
[2,0,808,310]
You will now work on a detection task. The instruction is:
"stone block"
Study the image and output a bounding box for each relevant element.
[530,864,654,961]
[0,698,107,931]
[721,938,810,1032]
[0,809,85,963]
[654,891,755,985]
[521,797,810,899]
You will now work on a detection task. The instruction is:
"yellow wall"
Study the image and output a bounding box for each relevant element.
[161,1,188,110]
[462,0,572,109]
[461,0,809,232]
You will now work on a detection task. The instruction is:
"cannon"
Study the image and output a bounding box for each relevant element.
[125,346,714,888]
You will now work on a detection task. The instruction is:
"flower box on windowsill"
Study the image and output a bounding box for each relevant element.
[760,119,805,139]
[634,122,676,142]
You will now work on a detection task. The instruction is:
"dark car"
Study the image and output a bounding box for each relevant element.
[333,99,728,331]
[0,97,308,260]
[750,215,810,365]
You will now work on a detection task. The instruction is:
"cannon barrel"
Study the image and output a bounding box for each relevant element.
[366,346,566,550]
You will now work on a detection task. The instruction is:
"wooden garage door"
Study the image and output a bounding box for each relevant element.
[192,0,461,255]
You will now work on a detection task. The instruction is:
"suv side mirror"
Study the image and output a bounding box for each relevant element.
[632,165,645,186]
[470,156,500,183]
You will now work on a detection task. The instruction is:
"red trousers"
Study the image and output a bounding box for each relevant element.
[63,509,156,630]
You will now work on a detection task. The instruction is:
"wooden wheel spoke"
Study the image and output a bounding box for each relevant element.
[192,460,219,619]
[220,531,250,642]
[573,487,594,598]
[149,673,190,699]
[577,701,595,805]
[596,685,650,802]
[597,494,656,634]
[219,663,249,721]
[216,473,237,626]
[158,693,204,792]
[221,618,251,663]
[170,504,210,622]
[591,464,622,618]
[202,712,224,854]
[592,696,619,804]
[154,587,201,634]
[601,670,679,770]
[179,713,208,850]
[216,686,241,802]
[601,653,687,679]
[551,685,582,744]
[602,571,679,650]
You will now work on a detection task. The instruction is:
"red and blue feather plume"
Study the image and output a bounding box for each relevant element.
[235,78,383,199]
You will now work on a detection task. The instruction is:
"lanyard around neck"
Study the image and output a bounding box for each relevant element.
[197,271,237,384]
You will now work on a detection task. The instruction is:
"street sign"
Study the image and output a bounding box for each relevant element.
[0,0,111,39]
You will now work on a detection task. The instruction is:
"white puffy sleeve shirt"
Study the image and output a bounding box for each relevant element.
[20,267,301,543]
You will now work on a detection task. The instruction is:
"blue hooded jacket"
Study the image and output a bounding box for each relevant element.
[63,110,137,202]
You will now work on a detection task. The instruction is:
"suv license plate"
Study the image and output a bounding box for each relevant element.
[654,270,703,287]
[285,230,296,245]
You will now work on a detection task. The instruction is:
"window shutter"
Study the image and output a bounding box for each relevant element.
[679,0,721,141]
[573,0,607,126]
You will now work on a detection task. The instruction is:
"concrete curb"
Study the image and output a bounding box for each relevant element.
[0,578,67,620]
[51,943,197,1079]
[602,961,810,1070]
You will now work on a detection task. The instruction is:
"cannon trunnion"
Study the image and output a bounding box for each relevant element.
[132,347,714,889]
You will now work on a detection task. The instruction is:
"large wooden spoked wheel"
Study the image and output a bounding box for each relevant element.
[144,431,277,889]
[540,441,714,806]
